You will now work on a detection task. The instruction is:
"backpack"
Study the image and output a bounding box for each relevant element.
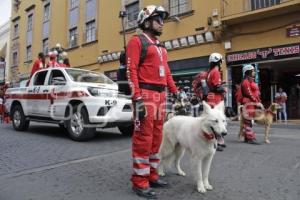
[192,71,209,100]
[117,34,154,95]
[236,79,250,103]
[235,85,243,104]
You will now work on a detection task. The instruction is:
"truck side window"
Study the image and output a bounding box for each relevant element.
[33,71,48,86]
[49,70,66,85]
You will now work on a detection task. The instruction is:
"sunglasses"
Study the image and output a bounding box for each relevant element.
[150,15,164,25]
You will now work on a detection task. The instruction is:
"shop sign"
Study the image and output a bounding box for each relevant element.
[226,43,300,64]
[287,25,300,37]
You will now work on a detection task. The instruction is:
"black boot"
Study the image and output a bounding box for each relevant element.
[149,179,170,188]
[132,187,157,199]
[216,145,223,151]
[245,138,260,145]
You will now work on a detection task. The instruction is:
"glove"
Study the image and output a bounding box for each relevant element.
[133,98,147,120]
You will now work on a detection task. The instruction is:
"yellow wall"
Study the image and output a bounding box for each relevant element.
[10,0,300,83]
[225,12,300,52]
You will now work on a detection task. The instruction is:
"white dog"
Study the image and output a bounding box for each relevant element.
[159,101,227,193]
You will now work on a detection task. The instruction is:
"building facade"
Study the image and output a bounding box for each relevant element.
[221,0,300,119]
[0,21,11,84]
[9,0,300,118]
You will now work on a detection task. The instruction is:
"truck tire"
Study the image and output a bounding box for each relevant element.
[11,104,30,131]
[66,104,95,141]
[118,124,134,136]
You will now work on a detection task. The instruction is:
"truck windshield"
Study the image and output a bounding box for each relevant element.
[66,69,114,84]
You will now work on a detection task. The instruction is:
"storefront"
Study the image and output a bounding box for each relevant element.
[168,56,209,94]
[226,43,300,119]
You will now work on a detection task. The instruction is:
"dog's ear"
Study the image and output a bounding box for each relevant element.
[203,101,211,114]
[215,101,225,112]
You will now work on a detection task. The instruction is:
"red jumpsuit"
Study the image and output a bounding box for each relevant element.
[127,34,177,189]
[206,66,225,107]
[241,77,261,140]
[30,59,45,79]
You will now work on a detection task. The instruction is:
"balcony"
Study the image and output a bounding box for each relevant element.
[221,0,300,25]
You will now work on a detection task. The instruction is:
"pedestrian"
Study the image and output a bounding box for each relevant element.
[126,5,178,199]
[240,64,261,144]
[29,52,46,79]
[179,88,187,100]
[190,94,199,117]
[275,87,288,123]
[206,52,227,151]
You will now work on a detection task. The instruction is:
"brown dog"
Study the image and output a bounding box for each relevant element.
[239,103,280,144]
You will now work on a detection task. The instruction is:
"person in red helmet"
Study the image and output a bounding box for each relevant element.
[47,51,60,68]
[206,52,227,151]
[126,5,178,199]
[241,64,261,144]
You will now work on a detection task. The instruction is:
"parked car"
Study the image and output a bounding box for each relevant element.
[5,67,133,141]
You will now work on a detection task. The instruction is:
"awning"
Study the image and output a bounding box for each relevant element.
[171,68,205,76]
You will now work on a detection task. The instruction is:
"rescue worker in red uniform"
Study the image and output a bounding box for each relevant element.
[29,52,46,79]
[241,64,261,144]
[206,53,227,151]
[126,5,177,199]
[47,51,60,68]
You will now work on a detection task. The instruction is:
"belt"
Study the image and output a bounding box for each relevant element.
[139,83,166,93]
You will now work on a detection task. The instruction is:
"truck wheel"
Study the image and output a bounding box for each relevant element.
[118,124,134,136]
[11,105,30,131]
[66,104,95,141]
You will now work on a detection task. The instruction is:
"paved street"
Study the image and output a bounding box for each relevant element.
[0,121,299,200]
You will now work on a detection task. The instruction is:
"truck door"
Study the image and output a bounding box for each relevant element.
[47,69,68,119]
[27,70,50,116]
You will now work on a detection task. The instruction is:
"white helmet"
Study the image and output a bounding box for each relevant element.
[137,5,169,26]
[209,53,223,63]
[243,64,255,74]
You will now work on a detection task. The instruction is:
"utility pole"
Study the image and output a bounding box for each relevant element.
[119,11,127,50]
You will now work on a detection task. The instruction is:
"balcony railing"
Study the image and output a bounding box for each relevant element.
[222,0,297,18]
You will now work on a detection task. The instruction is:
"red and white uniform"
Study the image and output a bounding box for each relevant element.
[241,76,261,140]
[47,60,60,68]
[127,34,177,189]
[30,59,46,78]
[206,66,225,107]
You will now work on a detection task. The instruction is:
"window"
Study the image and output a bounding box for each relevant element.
[27,14,33,31]
[69,1,79,28]
[86,0,96,22]
[85,20,96,43]
[26,45,32,61]
[43,3,50,22]
[12,51,18,66]
[42,39,49,54]
[13,23,19,38]
[125,1,139,29]
[168,0,191,16]
[49,70,66,85]
[70,0,79,9]
[69,28,77,48]
[250,0,281,10]
[33,71,48,86]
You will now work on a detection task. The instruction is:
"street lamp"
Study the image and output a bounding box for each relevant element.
[119,11,127,50]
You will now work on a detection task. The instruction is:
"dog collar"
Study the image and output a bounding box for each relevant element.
[203,132,215,141]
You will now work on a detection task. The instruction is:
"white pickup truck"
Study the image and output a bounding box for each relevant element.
[5,67,133,141]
